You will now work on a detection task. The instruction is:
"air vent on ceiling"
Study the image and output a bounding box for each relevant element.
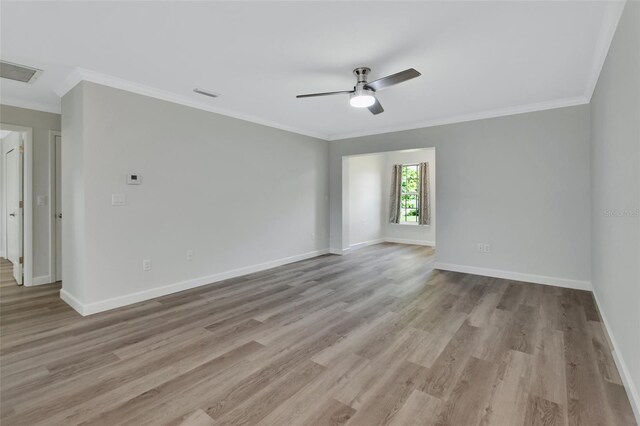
[193,88,219,98]
[0,60,42,84]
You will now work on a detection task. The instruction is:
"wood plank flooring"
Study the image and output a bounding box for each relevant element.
[0,244,635,425]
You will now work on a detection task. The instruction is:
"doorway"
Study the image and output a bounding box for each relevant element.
[341,148,436,253]
[4,140,23,284]
[1,124,33,286]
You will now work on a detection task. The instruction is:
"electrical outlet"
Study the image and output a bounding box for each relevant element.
[186,250,194,261]
[477,243,491,253]
[143,259,152,271]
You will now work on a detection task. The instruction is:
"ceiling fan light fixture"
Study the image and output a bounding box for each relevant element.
[296,67,420,115]
[350,88,376,108]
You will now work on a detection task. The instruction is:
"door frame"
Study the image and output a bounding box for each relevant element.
[1,123,34,286]
[49,130,61,282]
[338,147,437,255]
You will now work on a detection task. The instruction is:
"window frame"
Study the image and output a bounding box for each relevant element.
[399,164,421,224]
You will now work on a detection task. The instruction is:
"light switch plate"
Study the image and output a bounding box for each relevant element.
[36,195,47,206]
[112,193,126,206]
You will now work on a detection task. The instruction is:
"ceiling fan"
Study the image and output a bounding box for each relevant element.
[296,67,421,115]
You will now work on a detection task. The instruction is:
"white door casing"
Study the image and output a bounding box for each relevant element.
[55,135,62,282]
[6,145,23,284]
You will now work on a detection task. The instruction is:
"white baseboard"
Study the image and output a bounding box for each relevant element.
[434,262,592,291]
[384,238,435,247]
[332,238,435,256]
[349,238,385,250]
[591,290,640,423]
[31,275,54,286]
[60,289,86,315]
[59,249,329,316]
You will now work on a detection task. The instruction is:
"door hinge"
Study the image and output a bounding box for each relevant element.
[19,145,24,153]
[19,256,23,264]
[19,200,24,208]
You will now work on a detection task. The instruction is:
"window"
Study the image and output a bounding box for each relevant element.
[400,164,420,223]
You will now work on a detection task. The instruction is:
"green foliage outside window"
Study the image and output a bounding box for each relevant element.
[400,165,420,223]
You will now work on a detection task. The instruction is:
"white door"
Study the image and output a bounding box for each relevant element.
[55,135,62,282]
[6,146,23,284]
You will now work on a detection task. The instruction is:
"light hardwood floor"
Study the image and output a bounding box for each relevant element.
[0,244,635,425]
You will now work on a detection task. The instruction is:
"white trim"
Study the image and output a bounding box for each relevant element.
[23,128,33,286]
[7,74,598,143]
[339,238,435,254]
[1,124,34,286]
[584,1,626,101]
[54,68,84,98]
[434,262,592,291]
[349,238,385,250]
[0,98,61,115]
[51,69,597,143]
[591,290,640,423]
[385,237,435,247]
[48,131,61,285]
[60,289,85,315]
[54,68,330,141]
[60,249,329,316]
[349,238,434,249]
[32,275,53,286]
[328,95,589,141]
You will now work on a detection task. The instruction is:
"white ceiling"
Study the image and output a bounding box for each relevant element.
[0,1,624,140]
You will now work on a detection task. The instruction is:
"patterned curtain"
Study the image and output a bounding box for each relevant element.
[389,164,402,223]
[419,162,431,225]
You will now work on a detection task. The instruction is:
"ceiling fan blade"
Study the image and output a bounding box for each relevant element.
[368,98,384,115]
[365,68,421,92]
[296,90,353,99]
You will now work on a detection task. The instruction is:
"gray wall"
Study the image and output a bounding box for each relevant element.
[346,153,385,247]
[330,105,591,286]
[60,83,86,301]
[590,1,640,415]
[61,82,329,309]
[0,104,61,281]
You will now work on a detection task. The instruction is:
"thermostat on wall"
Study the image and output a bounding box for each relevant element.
[127,173,142,185]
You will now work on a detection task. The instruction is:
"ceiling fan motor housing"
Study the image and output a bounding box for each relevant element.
[352,85,375,99]
[353,67,371,85]
[350,68,376,108]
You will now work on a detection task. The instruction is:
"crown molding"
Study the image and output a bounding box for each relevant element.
[12,1,626,142]
[54,67,84,98]
[327,95,590,141]
[583,0,626,101]
[54,68,331,141]
[54,69,590,144]
[0,97,61,115]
